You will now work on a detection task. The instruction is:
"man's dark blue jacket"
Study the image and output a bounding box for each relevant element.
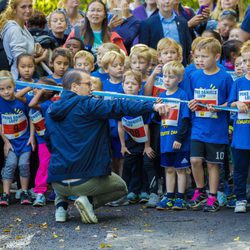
[45,90,155,183]
[139,13,192,66]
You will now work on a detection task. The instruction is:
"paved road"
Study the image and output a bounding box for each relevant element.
[0,202,249,249]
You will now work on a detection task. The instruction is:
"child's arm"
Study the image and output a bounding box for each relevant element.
[15,87,33,103]
[29,89,46,110]
[144,64,162,96]
[27,120,36,151]
[173,118,191,150]
[118,121,131,156]
[0,126,14,157]
[230,101,248,113]
[143,124,155,159]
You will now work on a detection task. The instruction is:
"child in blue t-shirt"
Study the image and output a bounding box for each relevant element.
[0,71,35,206]
[188,37,233,212]
[156,61,191,211]
[116,70,159,207]
[228,41,250,213]
[47,48,71,85]
[101,50,125,175]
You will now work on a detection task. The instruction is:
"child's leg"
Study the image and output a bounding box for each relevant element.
[18,151,31,191]
[1,150,18,194]
[190,158,204,188]
[34,143,51,194]
[166,167,176,194]
[176,169,187,194]
[207,163,220,195]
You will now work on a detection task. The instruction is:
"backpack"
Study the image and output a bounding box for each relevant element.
[33,35,58,50]
[0,38,11,71]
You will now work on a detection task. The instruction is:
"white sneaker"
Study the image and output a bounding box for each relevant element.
[55,207,69,222]
[234,200,247,213]
[74,196,98,224]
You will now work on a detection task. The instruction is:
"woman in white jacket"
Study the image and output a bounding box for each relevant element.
[0,0,46,79]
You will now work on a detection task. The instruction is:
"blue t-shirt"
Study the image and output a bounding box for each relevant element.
[159,88,190,153]
[91,69,109,84]
[139,81,146,96]
[0,97,31,155]
[241,6,250,33]
[47,75,63,85]
[26,95,52,144]
[228,76,250,150]
[190,69,233,144]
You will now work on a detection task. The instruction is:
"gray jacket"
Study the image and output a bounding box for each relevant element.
[1,20,35,79]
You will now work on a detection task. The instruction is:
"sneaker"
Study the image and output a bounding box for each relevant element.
[47,190,56,202]
[156,196,175,210]
[0,193,10,206]
[15,189,22,199]
[188,190,207,210]
[68,196,78,201]
[29,188,37,199]
[33,194,46,207]
[172,198,187,210]
[203,195,220,212]
[127,192,140,204]
[145,193,159,208]
[20,191,32,205]
[108,196,129,207]
[234,200,247,213]
[227,195,237,208]
[74,196,98,224]
[55,206,69,222]
[139,192,149,203]
[217,191,227,207]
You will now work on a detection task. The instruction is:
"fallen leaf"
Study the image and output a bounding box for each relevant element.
[99,243,112,249]
[15,218,22,222]
[8,224,14,228]
[112,228,118,231]
[40,222,48,229]
[144,229,154,233]
[27,224,33,228]
[53,234,59,239]
[234,236,240,241]
[15,236,22,240]
[3,229,11,233]
[106,233,117,240]
[75,226,80,231]
[144,224,151,227]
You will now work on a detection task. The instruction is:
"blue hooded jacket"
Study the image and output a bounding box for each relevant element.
[45,90,155,183]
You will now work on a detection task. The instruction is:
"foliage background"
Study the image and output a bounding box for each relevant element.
[34,0,249,15]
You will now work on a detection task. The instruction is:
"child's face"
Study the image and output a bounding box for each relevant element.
[195,49,219,71]
[159,47,179,65]
[221,0,238,10]
[65,39,82,57]
[193,51,201,69]
[229,28,240,41]
[218,19,236,38]
[50,13,67,34]
[97,46,108,67]
[18,57,35,81]
[147,58,158,75]
[91,81,102,92]
[74,57,94,74]
[130,55,148,75]
[163,72,180,91]
[107,58,124,79]
[0,79,15,101]
[123,76,141,95]
[234,56,243,76]
[242,52,250,76]
[53,55,70,78]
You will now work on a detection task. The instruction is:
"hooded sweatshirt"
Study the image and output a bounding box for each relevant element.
[45,90,155,183]
[1,21,35,79]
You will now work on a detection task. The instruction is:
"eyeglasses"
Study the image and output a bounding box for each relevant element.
[220,9,237,18]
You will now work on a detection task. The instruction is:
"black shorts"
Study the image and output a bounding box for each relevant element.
[190,140,226,164]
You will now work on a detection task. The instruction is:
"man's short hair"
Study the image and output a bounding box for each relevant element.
[62,69,88,90]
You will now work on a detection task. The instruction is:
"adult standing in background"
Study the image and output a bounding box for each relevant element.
[0,0,47,79]
[239,5,250,42]
[133,0,158,21]
[57,0,84,36]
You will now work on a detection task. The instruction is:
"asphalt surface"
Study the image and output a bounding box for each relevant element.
[0,200,249,250]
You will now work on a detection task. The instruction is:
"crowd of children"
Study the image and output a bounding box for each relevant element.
[0,0,250,216]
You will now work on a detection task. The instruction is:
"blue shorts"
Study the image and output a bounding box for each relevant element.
[161,152,190,169]
[111,137,123,159]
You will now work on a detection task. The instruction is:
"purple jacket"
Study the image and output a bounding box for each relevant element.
[132,4,158,21]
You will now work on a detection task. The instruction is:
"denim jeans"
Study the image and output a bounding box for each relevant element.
[232,148,250,200]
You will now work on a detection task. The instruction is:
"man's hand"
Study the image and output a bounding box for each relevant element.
[153,103,170,116]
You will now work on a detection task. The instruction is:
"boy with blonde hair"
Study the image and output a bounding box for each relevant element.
[73,50,95,74]
[188,37,233,212]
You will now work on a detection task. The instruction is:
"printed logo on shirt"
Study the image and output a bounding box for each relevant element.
[1,110,28,139]
[161,101,180,127]
[181,158,189,164]
[29,110,46,136]
[238,90,250,120]
[122,116,148,143]
[194,88,218,118]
